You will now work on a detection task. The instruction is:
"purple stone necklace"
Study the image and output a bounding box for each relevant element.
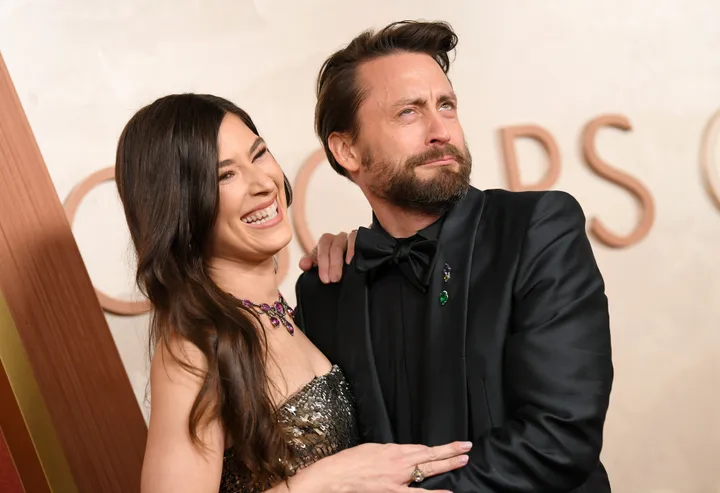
[240,291,295,336]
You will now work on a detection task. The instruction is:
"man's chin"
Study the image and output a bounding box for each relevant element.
[414,172,467,191]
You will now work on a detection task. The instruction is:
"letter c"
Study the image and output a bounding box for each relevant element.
[64,169,292,316]
[701,109,720,211]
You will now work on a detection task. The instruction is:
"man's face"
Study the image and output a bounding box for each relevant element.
[351,51,471,214]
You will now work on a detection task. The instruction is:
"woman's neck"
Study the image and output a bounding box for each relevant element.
[206,256,280,305]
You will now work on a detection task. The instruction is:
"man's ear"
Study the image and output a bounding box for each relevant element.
[328,132,360,174]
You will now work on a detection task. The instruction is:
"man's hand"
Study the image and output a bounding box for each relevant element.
[298,230,357,283]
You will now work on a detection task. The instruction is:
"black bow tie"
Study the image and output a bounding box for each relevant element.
[354,226,439,291]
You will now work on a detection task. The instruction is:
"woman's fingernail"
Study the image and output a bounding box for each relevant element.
[458,455,469,464]
[461,442,472,450]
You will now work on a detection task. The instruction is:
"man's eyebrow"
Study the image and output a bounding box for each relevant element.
[392,97,427,109]
[391,92,457,109]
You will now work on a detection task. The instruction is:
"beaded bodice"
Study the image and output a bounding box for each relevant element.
[219,365,358,492]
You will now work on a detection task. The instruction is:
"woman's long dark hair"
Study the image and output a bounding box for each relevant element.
[115,93,294,485]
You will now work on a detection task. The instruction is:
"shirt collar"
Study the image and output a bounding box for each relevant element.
[369,211,445,242]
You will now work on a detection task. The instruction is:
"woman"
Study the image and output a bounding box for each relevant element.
[114,93,470,493]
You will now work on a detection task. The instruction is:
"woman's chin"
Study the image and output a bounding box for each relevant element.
[260,235,293,262]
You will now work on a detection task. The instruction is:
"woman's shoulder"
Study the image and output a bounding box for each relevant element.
[149,336,209,393]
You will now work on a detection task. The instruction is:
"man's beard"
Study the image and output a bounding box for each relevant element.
[362,143,472,215]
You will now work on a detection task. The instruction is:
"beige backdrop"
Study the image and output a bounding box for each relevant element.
[2,1,719,491]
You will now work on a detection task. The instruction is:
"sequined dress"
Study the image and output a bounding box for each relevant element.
[219,365,358,492]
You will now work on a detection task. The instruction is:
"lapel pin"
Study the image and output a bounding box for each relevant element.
[439,290,449,305]
[443,263,452,283]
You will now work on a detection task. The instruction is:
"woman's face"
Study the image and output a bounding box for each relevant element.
[206,112,292,266]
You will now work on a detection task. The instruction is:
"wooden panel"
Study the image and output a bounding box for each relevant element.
[0,401,28,493]
[0,357,48,493]
[0,291,72,493]
[0,53,147,492]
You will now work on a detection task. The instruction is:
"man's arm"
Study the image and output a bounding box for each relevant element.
[293,273,308,335]
[416,191,614,492]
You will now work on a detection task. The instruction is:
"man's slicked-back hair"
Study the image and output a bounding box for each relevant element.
[314,20,458,178]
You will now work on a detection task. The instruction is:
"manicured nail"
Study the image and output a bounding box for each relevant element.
[457,455,469,464]
[461,442,472,450]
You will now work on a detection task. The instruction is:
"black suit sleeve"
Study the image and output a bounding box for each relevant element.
[417,191,614,492]
[293,273,308,335]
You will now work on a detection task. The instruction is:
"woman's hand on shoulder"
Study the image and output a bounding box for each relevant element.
[141,339,225,493]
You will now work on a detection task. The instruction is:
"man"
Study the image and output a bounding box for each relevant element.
[295,20,613,492]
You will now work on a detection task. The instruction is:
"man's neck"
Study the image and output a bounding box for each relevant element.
[371,201,441,238]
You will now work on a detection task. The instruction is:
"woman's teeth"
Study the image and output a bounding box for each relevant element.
[241,201,278,225]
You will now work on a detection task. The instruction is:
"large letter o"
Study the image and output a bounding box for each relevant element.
[63,167,151,316]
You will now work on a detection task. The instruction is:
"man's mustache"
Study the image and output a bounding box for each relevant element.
[405,144,468,168]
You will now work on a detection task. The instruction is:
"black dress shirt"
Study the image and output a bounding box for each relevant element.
[366,216,443,444]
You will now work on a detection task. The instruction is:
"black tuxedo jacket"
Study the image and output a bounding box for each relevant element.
[294,187,613,492]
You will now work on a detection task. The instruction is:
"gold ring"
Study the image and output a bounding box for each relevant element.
[410,466,424,483]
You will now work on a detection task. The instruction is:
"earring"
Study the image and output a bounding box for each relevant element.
[273,256,279,274]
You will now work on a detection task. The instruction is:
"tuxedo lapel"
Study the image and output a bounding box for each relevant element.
[336,264,394,443]
[420,187,487,445]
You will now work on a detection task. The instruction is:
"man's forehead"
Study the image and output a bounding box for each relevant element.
[358,53,452,103]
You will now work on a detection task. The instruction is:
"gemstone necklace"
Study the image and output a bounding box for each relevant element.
[240,291,295,336]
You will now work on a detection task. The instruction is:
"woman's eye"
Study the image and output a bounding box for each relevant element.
[253,147,268,161]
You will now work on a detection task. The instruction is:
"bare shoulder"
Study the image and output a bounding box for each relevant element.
[142,337,225,493]
[147,336,219,430]
[150,337,208,391]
